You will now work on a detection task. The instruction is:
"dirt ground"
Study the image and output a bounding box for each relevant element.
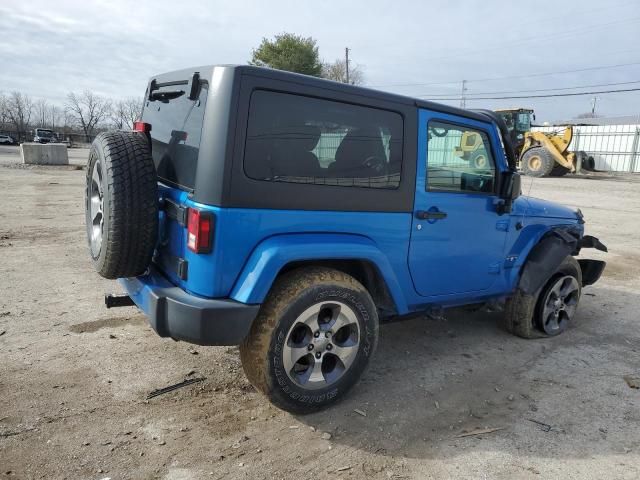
[1,145,639,480]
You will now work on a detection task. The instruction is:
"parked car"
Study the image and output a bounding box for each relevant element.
[0,134,15,145]
[85,65,607,413]
[33,128,55,143]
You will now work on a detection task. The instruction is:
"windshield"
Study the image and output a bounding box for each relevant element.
[516,113,532,133]
[36,129,54,138]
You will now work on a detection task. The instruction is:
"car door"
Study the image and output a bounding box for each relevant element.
[408,110,509,298]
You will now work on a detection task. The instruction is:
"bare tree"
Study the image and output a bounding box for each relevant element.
[6,92,34,140]
[111,97,143,130]
[48,105,62,131]
[34,98,49,127]
[0,93,8,130]
[322,59,365,85]
[65,90,111,141]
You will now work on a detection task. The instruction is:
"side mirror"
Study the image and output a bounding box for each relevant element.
[509,171,522,200]
[497,171,521,215]
[500,171,521,200]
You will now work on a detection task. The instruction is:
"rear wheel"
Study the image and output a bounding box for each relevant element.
[240,267,379,414]
[85,131,158,279]
[521,147,556,177]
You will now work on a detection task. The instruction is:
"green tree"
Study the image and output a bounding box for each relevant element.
[250,33,322,77]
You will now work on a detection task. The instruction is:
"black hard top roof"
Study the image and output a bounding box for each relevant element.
[235,65,490,122]
[152,64,491,124]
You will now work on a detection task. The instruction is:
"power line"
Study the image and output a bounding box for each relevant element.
[415,16,640,64]
[418,80,640,98]
[422,87,640,101]
[368,61,640,88]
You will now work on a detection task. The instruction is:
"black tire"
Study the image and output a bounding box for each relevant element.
[549,164,570,177]
[240,267,379,414]
[502,256,582,339]
[85,131,158,279]
[521,147,556,177]
[576,151,596,171]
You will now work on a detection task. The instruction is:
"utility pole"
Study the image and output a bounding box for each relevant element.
[460,79,468,108]
[591,96,599,116]
[345,47,350,84]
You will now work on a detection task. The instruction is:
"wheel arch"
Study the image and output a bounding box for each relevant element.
[278,259,398,318]
[229,233,408,315]
[509,226,582,296]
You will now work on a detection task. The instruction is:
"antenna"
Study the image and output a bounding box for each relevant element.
[520,175,535,228]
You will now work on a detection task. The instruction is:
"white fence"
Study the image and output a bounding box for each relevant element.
[532,124,640,173]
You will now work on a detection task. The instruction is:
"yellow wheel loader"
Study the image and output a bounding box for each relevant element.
[494,108,595,177]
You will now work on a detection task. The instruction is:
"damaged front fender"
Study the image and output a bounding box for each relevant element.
[518,229,607,294]
[578,259,606,287]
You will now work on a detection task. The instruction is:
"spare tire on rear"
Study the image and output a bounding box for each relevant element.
[85,131,158,279]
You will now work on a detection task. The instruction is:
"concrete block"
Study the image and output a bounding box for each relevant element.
[21,143,69,165]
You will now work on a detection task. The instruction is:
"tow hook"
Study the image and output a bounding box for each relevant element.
[105,294,135,308]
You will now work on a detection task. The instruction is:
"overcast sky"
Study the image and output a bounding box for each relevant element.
[1,0,639,122]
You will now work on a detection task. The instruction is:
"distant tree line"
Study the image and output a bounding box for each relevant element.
[1,33,363,145]
[0,91,143,144]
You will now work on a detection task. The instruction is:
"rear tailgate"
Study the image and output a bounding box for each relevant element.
[141,70,209,288]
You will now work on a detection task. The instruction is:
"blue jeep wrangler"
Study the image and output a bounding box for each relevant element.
[85,65,606,413]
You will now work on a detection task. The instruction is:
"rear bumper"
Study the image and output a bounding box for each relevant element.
[118,266,259,346]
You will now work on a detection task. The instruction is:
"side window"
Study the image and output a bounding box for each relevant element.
[426,121,496,194]
[244,90,403,189]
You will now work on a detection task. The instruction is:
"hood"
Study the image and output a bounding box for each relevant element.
[524,196,579,220]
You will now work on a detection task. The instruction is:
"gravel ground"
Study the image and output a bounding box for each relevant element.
[1,145,639,479]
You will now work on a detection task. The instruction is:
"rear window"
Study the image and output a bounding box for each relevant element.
[244,90,403,189]
[143,81,208,190]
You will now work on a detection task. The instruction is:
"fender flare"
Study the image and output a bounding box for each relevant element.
[229,233,408,312]
[517,229,579,295]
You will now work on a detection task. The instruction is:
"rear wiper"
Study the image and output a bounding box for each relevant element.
[147,72,201,103]
[149,90,185,103]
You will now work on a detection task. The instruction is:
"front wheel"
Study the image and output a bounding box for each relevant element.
[502,256,582,338]
[240,267,379,414]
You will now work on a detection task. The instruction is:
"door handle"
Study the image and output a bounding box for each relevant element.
[416,209,447,220]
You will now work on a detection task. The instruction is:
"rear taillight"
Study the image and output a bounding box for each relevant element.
[133,121,152,133]
[187,208,213,253]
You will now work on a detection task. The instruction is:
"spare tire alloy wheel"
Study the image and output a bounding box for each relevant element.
[88,157,104,258]
[537,275,580,335]
[85,131,158,279]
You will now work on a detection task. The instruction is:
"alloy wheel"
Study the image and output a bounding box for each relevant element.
[539,275,580,334]
[282,301,360,390]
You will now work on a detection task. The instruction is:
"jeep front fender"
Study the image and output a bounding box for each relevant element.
[229,233,408,313]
